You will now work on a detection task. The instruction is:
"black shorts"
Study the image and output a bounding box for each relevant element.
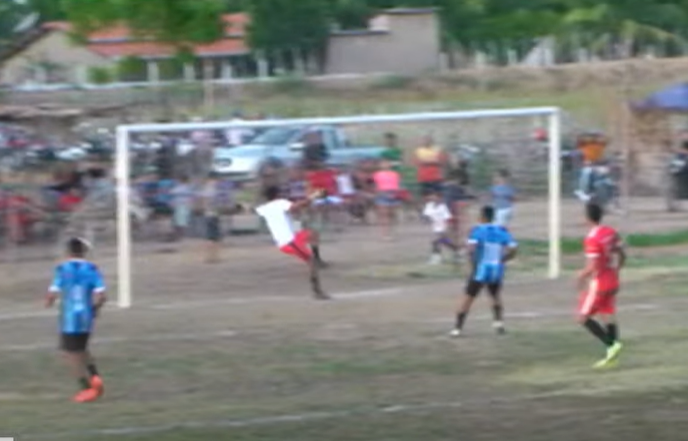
[465,279,502,298]
[60,333,90,352]
[420,181,443,196]
[205,216,221,242]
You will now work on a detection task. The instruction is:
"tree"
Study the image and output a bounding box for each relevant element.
[246,0,331,71]
[61,0,226,48]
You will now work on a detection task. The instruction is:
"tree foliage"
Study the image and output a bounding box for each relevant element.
[61,0,226,47]
[6,0,688,63]
[246,0,331,55]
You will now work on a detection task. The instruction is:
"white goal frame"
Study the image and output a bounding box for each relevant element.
[115,107,562,308]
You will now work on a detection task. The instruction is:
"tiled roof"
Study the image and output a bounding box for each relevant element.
[42,13,248,59]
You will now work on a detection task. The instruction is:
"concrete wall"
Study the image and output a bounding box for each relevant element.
[325,12,440,75]
[1,31,109,85]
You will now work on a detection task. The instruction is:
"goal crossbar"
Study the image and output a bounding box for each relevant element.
[115,107,562,308]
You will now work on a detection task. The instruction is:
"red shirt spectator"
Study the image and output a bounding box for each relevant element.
[306,168,337,196]
[413,136,447,194]
[58,192,83,212]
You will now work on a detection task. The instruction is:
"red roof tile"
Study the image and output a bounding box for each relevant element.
[41,14,249,58]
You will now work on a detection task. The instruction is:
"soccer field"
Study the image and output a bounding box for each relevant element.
[1,198,687,441]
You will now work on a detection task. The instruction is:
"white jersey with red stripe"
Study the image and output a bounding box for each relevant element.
[583,225,622,292]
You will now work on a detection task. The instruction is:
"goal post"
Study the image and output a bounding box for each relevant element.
[115,107,562,308]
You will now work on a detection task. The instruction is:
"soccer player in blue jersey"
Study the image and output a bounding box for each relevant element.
[450,206,518,337]
[45,237,107,403]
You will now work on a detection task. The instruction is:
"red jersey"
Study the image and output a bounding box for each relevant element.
[305,169,337,196]
[583,225,622,292]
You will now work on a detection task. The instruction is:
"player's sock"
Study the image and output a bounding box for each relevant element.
[492,304,503,322]
[455,312,467,330]
[78,377,91,390]
[606,323,618,343]
[431,239,441,254]
[87,364,99,377]
[312,245,321,261]
[583,318,612,346]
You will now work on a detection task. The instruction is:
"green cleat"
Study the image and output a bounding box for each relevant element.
[592,342,623,369]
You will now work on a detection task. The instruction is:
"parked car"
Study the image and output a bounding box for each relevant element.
[212,125,386,180]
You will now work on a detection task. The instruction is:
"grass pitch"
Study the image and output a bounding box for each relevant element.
[1,246,687,441]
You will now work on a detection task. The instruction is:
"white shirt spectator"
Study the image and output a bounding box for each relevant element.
[226,118,251,146]
[336,173,355,196]
[423,201,452,233]
[255,199,296,247]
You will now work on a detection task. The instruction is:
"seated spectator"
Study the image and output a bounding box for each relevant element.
[57,187,83,212]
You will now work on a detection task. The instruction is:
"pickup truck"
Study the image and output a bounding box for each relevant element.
[212,125,386,180]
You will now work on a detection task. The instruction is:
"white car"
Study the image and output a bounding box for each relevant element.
[212,125,384,180]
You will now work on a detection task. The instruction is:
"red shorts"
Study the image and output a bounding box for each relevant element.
[396,189,412,202]
[577,279,618,316]
[279,230,312,263]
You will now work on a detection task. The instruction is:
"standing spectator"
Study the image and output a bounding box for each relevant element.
[200,174,222,263]
[490,169,516,227]
[444,156,472,249]
[170,176,195,240]
[423,190,458,265]
[373,160,401,240]
[302,131,329,172]
[225,111,252,147]
[380,132,403,169]
[413,135,447,197]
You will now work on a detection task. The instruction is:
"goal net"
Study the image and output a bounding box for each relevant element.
[95,108,562,308]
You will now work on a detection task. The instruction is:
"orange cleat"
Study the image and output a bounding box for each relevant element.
[90,375,105,397]
[72,388,100,403]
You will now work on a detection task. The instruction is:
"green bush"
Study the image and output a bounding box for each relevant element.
[117,56,147,82]
[87,67,114,85]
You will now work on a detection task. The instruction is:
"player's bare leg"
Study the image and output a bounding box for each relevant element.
[306,230,329,300]
[308,254,329,300]
[451,294,475,337]
[309,228,328,269]
[488,286,506,335]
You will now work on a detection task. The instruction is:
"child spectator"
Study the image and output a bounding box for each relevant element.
[423,191,458,265]
[490,169,516,227]
[373,160,401,240]
[336,166,356,203]
[200,174,222,263]
[170,176,194,239]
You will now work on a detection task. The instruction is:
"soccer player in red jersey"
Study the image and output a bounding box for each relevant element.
[576,203,626,368]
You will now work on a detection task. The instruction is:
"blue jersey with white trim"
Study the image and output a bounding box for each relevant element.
[468,224,517,283]
[49,259,105,334]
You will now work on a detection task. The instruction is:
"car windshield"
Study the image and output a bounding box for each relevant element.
[251,127,300,145]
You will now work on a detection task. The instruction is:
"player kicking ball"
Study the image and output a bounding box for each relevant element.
[45,237,107,403]
[450,206,517,337]
[576,203,625,369]
[256,185,329,300]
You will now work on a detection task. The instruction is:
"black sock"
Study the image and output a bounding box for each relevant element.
[492,304,503,322]
[431,239,441,254]
[455,312,467,330]
[312,245,321,261]
[87,364,99,377]
[78,377,91,390]
[583,318,612,347]
[606,323,618,343]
